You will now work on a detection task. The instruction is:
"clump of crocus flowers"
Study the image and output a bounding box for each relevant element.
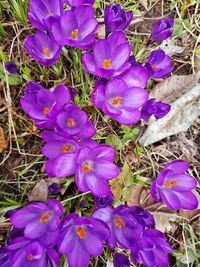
[2,0,199,267]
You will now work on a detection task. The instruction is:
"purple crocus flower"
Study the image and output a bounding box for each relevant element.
[25,31,62,67]
[48,183,61,194]
[55,104,95,139]
[21,83,71,128]
[82,31,131,78]
[64,0,95,7]
[128,55,138,67]
[94,192,114,208]
[129,206,155,228]
[105,4,133,34]
[151,18,174,42]
[150,160,198,210]
[25,81,43,94]
[4,62,18,74]
[113,253,130,267]
[141,98,171,121]
[0,248,10,267]
[6,237,59,267]
[145,49,173,78]
[10,199,63,239]
[58,213,109,267]
[52,5,98,50]
[28,0,64,31]
[92,205,143,249]
[131,229,173,267]
[75,144,119,197]
[92,78,148,125]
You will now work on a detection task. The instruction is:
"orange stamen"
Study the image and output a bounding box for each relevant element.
[61,145,70,153]
[48,11,54,16]
[43,47,51,57]
[112,97,122,105]
[27,255,34,261]
[76,226,87,239]
[39,212,51,224]
[67,118,75,127]
[82,163,91,173]
[43,107,49,114]
[103,59,111,69]
[114,216,125,228]
[71,29,79,39]
[152,64,157,69]
[164,179,178,188]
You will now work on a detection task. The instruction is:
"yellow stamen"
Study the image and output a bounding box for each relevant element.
[82,163,91,173]
[61,145,70,153]
[43,107,49,114]
[71,29,79,39]
[103,59,111,69]
[76,226,87,239]
[67,118,75,127]
[114,216,125,228]
[112,97,122,105]
[164,179,178,188]
[43,47,51,57]
[152,63,157,69]
[27,255,34,261]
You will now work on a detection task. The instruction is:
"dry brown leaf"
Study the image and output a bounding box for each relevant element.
[127,185,145,206]
[139,0,147,10]
[150,72,200,103]
[0,127,8,153]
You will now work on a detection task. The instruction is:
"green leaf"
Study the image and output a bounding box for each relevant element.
[173,18,192,38]
[8,75,22,86]
[106,134,122,150]
[134,145,144,154]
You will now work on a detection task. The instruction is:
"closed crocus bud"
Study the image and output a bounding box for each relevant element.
[4,62,18,74]
[151,18,174,42]
[105,4,133,34]
[145,49,173,78]
[94,192,114,208]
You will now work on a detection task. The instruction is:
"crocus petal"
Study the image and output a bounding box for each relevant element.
[122,87,148,108]
[10,209,37,228]
[58,226,76,254]
[116,108,141,125]
[52,153,78,177]
[94,160,119,179]
[167,174,197,192]
[94,145,115,161]
[85,173,110,197]
[75,168,90,192]
[175,191,198,210]
[111,43,131,69]
[165,160,189,173]
[160,189,181,210]
[53,85,71,107]
[82,231,103,256]
[82,52,96,75]
[67,239,90,267]
[24,219,47,239]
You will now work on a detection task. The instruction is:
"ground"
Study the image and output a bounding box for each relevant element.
[0,0,200,266]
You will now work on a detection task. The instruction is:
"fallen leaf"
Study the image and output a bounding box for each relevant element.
[0,127,8,153]
[127,185,144,206]
[140,85,200,146]
[139,0,147,10]
[153,212,176,232]
[150,72,200,103]
[160,39,185,56]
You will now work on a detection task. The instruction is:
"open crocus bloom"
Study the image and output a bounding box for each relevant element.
[92,205,143,249]
[92,78,148,125]
[75,144,119,197]
[10,199,63,239]
[28,0,64,31]
[82,31,131,78]
[58,213,109,267]
[64,0,95,7]
[25,31,62,67]
[131,229,173,267]
[150,160,198,210]
[145,49,173,78]
[21,83,71,128]
[52,5,98,50]
[151,18,174,42]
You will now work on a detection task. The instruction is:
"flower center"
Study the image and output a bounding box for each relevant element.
[112,97,122,105]
[39,212,51,224]
[82,162,91,173]
[61,145,70,153]
[27,255,34,261]
[71,29,79,39]
[43,107,49,114]
[48,11,54,16]
[114,216,125,228]
[67,118,75,127]
[103,59,111,69]
[76,226,87,239]
[43,47,51,57]
[152,63,157,69]
[164,179,178,189]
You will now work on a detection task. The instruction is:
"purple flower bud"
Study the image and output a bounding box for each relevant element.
[113,253,130,267]
[150,160,198,210]
[58,214,110,267]
[105,4,133,34]
[68,87,77,100]
[4,62,18,74]
[48,183,61,194]
[141,98,171,121]
[64,0,95,7]
[25,81,43,94]
[82,31,131,78]
[128,206,155,227]
[94,192,114,208]
[52,5,98,50]
[128,55,138,67]
[25,31,62,67]
[151,18,174,42]
[145,49,173,78]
